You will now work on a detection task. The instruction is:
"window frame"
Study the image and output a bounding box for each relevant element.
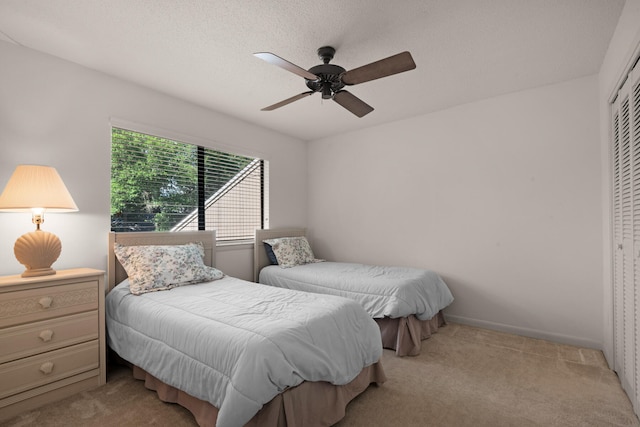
[109,121,268,244]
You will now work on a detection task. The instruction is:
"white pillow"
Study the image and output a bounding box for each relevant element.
[114,242,224,295]
[262,236,322,268]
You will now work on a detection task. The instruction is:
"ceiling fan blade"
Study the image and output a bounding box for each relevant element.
[254,52,319,81]
[261,91,315,111]
[341,51,416,85]
[333,90,374,118]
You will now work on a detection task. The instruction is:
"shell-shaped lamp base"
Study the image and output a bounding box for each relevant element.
[14,230,62,277]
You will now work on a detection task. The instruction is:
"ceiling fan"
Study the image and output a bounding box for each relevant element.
[254,46,416,118]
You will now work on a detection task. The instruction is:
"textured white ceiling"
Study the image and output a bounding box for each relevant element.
[0,0,626,141]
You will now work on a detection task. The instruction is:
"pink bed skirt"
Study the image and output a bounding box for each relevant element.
[376,311,446,356]
[132,361,386,427]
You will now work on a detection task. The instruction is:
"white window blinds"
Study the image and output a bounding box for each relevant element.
[111,127,267,242]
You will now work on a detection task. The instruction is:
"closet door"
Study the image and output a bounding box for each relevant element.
[612,60,640,414]
[612,92,623,377]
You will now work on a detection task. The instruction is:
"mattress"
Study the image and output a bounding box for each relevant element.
[106,275,382,427]
[259,261,454,320]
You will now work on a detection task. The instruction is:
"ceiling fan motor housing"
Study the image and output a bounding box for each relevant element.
[305,46,345,98]
[306,63,346,98]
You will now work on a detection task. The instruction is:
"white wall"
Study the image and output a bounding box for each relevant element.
[599,0,640,366]
[0,40,307,281]
[308,75,603,348]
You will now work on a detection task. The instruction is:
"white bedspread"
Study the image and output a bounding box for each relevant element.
[259,262,454,321]
[106,276,382,427]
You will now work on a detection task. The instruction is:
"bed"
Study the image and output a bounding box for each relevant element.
[106,231,386,427]
[254,228,454,357]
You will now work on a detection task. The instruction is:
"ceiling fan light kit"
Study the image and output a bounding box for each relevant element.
[254,46,416,118]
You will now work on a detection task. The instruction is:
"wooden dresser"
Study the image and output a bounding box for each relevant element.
[0,268,106,421]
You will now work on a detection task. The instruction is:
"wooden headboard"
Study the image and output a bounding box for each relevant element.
[253,227,306,282]
[108,231,216,291]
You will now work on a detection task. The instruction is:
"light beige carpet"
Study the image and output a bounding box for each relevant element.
[2,323,638,427]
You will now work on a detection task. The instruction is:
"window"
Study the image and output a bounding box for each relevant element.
[111,127,268,242]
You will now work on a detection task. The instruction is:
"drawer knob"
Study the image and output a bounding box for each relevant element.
[39,329,54,342]
[38,296,53,309]
[39,361,54,375]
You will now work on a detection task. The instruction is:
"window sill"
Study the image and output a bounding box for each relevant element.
[216,241,254,252]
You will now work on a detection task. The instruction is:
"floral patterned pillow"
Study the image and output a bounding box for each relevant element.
[114,242,224,295]
[262,237,323,268]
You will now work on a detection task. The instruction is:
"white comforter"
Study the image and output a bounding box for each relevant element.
[106,276,382,427]
[259,262,454,321]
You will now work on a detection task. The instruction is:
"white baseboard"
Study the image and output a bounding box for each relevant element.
[444,314,602,351]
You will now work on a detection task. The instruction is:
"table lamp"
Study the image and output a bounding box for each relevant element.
[0,165,78,277]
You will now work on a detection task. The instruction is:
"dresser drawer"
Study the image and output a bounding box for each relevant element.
[0,281,97,328]
[0,340,99,400]
[0,311,98,364]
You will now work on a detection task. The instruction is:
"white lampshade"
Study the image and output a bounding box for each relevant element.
[0,165,78,277]
[0,165,78,212]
